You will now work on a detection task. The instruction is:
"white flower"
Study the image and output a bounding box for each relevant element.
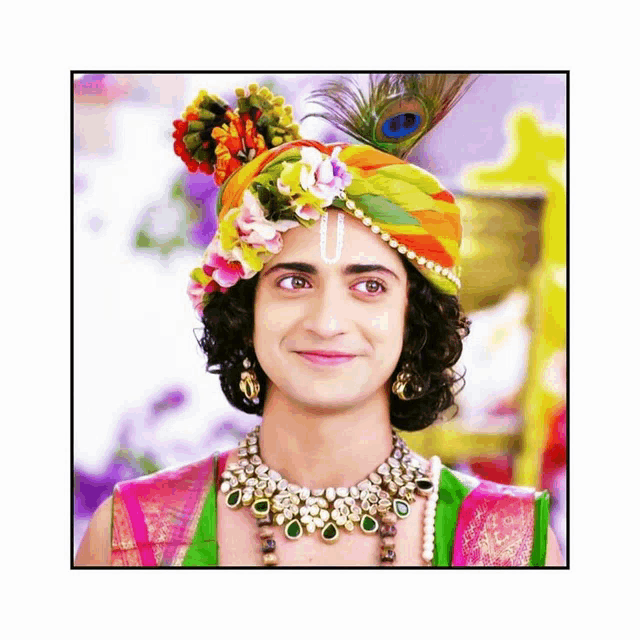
[299,146,352,206]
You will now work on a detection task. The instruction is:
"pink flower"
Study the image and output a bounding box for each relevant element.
[294,203,322,221]
[203,236,257,288]
[187,278,207,314]
[235,190,300,253]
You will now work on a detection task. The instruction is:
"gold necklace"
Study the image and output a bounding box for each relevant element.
[220,425,440,566]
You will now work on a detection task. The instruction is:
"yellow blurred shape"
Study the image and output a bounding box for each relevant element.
[418,108,568,488]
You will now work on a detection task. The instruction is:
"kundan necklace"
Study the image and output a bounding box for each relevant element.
[219,425,442,566]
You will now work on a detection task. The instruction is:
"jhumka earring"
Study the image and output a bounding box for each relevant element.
[240,357,261,404]
[392,361,427,401]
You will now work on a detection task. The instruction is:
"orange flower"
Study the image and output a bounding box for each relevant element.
[212,111,267,185]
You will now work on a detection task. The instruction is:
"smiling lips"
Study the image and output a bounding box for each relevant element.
[296,351,357,366]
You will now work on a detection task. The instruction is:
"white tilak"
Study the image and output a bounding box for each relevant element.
[320,211,344,264]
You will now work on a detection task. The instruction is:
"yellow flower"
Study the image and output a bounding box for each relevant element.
[278,161,305,196]
[218,209,241,252]
[238,242,268,273]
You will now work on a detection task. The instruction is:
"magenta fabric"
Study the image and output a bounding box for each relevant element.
[117,481,159,566]
[452,479,536,566]
[111,453,216,566]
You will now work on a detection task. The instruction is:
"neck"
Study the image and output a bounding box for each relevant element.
[257,382,395,490]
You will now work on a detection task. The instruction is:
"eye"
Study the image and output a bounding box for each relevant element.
[277,275,310,290]
[353,279,387,295]
[276,275,387,296]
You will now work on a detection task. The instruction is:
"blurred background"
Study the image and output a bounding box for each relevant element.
[73,73,566,558]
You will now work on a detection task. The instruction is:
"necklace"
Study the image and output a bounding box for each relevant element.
[219,424,442,566]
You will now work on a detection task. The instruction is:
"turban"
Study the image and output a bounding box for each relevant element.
[176,79,472,315]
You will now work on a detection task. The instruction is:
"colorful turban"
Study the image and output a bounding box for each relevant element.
[175,79,473,315]
[187,139,462,314]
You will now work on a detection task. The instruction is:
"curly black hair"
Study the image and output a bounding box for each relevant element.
[198,254,471,432]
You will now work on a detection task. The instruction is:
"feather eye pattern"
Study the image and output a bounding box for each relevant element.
[305,73,477,159]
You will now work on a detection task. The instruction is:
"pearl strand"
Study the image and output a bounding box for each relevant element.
[343,198,461,289]
[422,455,442,565]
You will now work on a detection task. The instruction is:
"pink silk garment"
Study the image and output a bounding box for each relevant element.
[111,453,218,566]
[451,479,536,566]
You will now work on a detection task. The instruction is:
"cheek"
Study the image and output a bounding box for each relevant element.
[254,302,300,347]
[371,312,390,332]
[369,306,405,339]
[261,303,300,329]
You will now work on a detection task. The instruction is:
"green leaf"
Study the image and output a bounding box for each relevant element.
[171,181,184,200]
[249,94,272,112]
[190,267,209,285]
[237,96,251,112]
[136,455,161,475]
[252,182,271,207]
[188,120,205,132]
[136,230,153,248]
[251,173,274,188]
[193,147,210,162]
[295,216,317,229]
[199,94,224,114]
[196,108,216,120]
[182,132,202,151]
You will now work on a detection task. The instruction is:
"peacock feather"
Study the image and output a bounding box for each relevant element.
[305,73,477,159]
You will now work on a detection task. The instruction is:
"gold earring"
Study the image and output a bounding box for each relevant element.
[392,362,426,401]
[240,357,260,403]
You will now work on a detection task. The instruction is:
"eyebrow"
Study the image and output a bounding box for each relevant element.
[262,261,401,282]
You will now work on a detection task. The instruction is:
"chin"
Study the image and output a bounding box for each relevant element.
[291,383,373,407]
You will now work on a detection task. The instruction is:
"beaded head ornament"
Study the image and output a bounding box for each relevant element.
[172,74,475,316]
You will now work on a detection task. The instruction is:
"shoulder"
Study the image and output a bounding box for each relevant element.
[451,471,549,567]
[408,451,544,505]
[110,452,221,565]
[545,525,565,566]
[113,452,217,499]
[444,465,543,503]
[113,454,219,510]
[111,452,219,533]
[419,458,551,567]
[74,495,113,566]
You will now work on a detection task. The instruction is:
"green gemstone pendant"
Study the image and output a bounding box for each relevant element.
[393,499,410,519]
[251,498,270,518]
[225,488,242,509]
[321,522,340,544]
[285,519,303,540]
[360,514,379,534]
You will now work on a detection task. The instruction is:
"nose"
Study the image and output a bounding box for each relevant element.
[301,280,349,339]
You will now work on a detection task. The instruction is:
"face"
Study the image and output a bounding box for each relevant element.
[253,207,409,413]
